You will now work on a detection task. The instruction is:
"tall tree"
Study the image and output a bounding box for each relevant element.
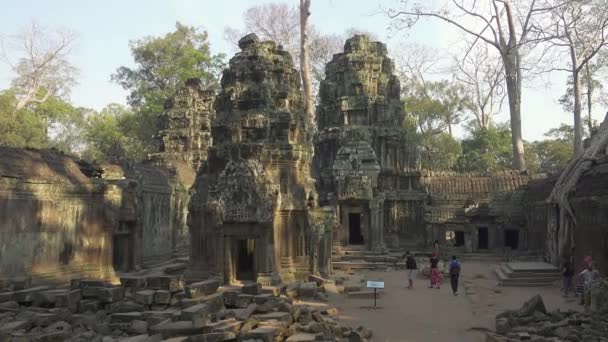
[300,0,314,121]
[112,22,225,156]
[387,0,562,171]
[454,42,506,129]
[0,21,78,111]
[547,0,608,154]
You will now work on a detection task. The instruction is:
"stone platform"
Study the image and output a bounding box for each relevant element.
[495,262,561,287]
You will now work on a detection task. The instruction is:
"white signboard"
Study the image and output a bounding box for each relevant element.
[366,280,385,289]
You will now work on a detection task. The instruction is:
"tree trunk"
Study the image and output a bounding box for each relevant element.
[585,64,593,132]
[299,0,314,124]
[502,51,526,171]
[572,68,583,155]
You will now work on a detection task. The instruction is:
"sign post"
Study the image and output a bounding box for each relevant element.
[366,280,384,309]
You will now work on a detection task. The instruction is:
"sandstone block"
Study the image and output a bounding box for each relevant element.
[0,291,15,303]
[134,290,156,305]
[155,290,171,304]
[186,332,236,342]
[298,282,317,298]
[254,294,273,305]
[208,318,243,333]
[519,295,546,317]
[0,320,32,334]
[286,333,317,342]
[238,326,278,342]
[31,331,69,342]
[181,303,211,324]
[149,320,210,338]
[111,312,143,323]
[98,287,125,303]
[234,303,257,321]
[14,286,49,303]
[185,279,220,298]
[120,276,146,289]
[146,275,183,292]
[78,299,100,313]
[129,319,148,334]
[254,311,293,325]
[55,289,81,310]
[241,283,262,295]
[33,290,67,307]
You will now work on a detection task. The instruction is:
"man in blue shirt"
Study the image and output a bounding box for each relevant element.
[449,256,461,296]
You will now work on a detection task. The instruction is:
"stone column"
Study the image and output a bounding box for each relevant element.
[370,196,386,252]
[256,226,277,286]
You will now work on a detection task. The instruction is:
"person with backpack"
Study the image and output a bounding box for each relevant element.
[405,251,417,289]
[561,256,575,297]
[449,255,461,296]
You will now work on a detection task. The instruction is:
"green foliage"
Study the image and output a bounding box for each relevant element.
[111,22,225,156]
[457,124,513,172]
[0,90,47,148]
[403,80,470,135]
[81,104,149,161]
[525,124,586,174]
[419,132,462,170]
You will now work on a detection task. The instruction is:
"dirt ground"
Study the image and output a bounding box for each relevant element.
[309,262,582,342]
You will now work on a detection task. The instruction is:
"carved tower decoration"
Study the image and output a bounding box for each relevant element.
[187,34,335,285]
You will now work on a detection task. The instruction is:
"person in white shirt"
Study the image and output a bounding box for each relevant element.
[579,264,599,307]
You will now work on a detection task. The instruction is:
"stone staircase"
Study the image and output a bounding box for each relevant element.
[331,246,402,271]
[494,262,561,287]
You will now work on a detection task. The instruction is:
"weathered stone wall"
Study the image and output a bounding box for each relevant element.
[0,147,115,281]
[187,34,335,285]
[421,171,537,252]
[314,35,425,252]
[569,158,608,273]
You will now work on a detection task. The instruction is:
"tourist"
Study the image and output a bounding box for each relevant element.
[429,252,441,289]
[579,262,599,308]
[433,239,440,257]
[449,255,461,296]
[561,256,575,297]
[405,251,417,289]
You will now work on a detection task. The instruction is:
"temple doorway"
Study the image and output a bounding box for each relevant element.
[477,227,489,250]
[348,213,364,245]
[113,233,132,272]
[505,229,519,250]
[454,231,465,247]
[235,239,255,281]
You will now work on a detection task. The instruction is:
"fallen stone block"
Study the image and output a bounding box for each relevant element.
[0,320,32,334]
[111,312,144,323]
[254,294,273,305]
[146,275,183,292]
[149,320,210,338]
[129,319,148,334]
[78,299,100,313]
[0,291,15,303]
[120,276,146,289]
[186,332,236,342]
[241,283,262,295]
[98,287,125,303]
[134,290,156,305]
[43,321,72,334]
[519,295,547,317]
[155,290,171,305]
[31,331,69,342]
[208,318,243,333]
[298,282,317,298]
[55,289,81,310]
[285,283,300,299]
[254,311,293,325]
[261,286,281,296]
[9,277,32,290]
[286,333,317,342]
[109,301,145,313]
[233,303,257,321]
[79,279,110,289]
[14,286,50,303]
[117,334,154,342]
[238,326,278,342]
[33,290,67,307]
[33,312,59,327]
[185,279,220,298]
[181,303,211,325]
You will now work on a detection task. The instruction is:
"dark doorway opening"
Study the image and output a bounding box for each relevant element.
[477,227,489,249]
[505,229,519,250]
[112,233,132,271]
[348,213,364,245]
[236,239,255,281]
[455,231,465,247]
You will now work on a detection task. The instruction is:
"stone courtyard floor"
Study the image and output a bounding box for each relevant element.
[303,261,582,342]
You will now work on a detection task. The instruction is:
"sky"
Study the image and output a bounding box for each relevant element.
[0,0,592,141]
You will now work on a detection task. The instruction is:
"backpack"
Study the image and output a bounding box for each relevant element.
[406,256,417,269]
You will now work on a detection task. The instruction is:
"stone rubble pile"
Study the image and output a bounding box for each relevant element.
[487,294,608,341]
[0,276,371,342]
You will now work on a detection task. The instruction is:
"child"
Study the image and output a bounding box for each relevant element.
[405,251,418,289]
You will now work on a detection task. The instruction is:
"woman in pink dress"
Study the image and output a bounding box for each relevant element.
[429,252,441,289]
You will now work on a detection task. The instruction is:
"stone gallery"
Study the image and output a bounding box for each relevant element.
[0,33,606,288]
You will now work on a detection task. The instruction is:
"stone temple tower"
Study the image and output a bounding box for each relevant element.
[187,34,335,285]
[313,35,426,251]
